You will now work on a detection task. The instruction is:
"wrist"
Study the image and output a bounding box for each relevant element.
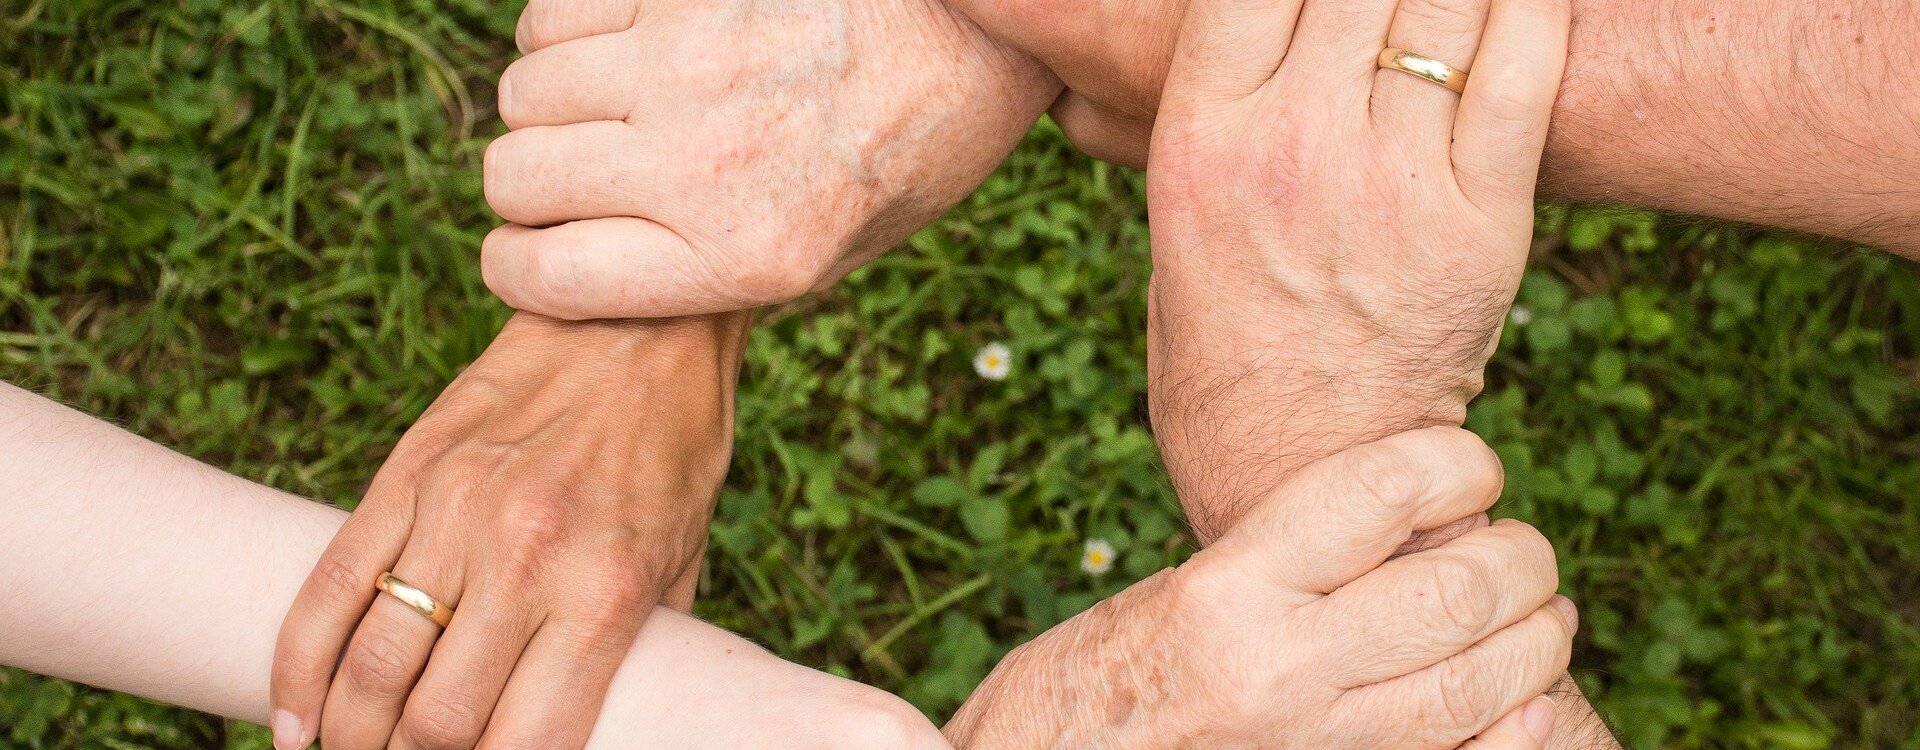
[944,570,1187,750]
[494,311,751,372]
[1146,272,1485,540]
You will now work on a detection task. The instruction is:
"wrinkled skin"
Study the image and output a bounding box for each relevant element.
[945,428,1576,748]
[273,313,749,750]
[481,0,1060,319]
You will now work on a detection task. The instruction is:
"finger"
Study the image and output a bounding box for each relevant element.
[1208,426,1505,595]
[319,549,464,750]
[1460,696,1556,750]
[271,496,411,750]
[1308,519,1560,686]
[1449,0,1572,206]
[499,31,644,130]
[476,618,641,750]
[516,0,641,54]
[392,586,540,750]
[1345,597,1577,747]
[482,219,803,320]
[1161,0,1310,109]
[483,122,671,228]
[1370,0,1493,159]
[1276,0,1399,101]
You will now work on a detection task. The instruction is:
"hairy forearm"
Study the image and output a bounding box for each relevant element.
[0,379,940,748]
[956,0,1920,254]
[1542,0,1920,253]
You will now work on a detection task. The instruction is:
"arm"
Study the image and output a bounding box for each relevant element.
[943,428,1574,749]
[0,380,948,749]
[473,0,1917,327]
[952,0,1920,256]
[272,312,751,750]
[1134,0,1619,745]
[948,0,1622,744]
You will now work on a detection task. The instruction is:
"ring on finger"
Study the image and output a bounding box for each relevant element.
[375,572,455,628]
[1378,48,1469,94]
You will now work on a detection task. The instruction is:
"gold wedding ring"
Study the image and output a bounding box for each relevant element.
[376,573,455,628]
[1378,48,1469,94]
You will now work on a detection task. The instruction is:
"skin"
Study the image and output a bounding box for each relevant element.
[944,428,1576,748]
[0,381,949,750]
[273,312,751,750]
[948,0,1624,745]
[1134,0,1622,744]
[480,0,1920,319]
[323,0,1917,745]
[949,0,1920,256]
[481,0,1059,318]
[280,2,1060,744]
[0,382,1557,749]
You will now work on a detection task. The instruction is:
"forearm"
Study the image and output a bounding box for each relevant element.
[1142,319,1621,750]
[943,572,1180,747]
[0,380,942,748]
[955,0,1920,254]
[1541,0,1920,254]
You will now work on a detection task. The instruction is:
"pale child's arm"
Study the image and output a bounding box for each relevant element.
[0,382,946,749]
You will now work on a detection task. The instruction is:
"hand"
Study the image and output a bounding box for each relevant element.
[480,0,1062,320]
[270,312,749,750]
[943,428,1576,748]
[944,0,1183,166]
[1142,0,1571,536]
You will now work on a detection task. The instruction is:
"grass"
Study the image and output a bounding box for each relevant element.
[2,1,1917,748]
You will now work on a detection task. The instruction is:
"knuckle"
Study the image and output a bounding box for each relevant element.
[1529,608,1577,669]
[1396,0,1482,40]
[1165,555,1236,612]
[1344,442,1429,518]
[590,574,652,614]
[1472,72,1548,133]
[1432,660,1497,730]
[1420,554,1500,640]
[1457,433,1506,501]
[401,692,488,750]
[493,495,568,549]
[342,629,418,691]
[523,241,589,314]
[273,642,336,689]
[1498,521,1560,584]
[727,248,823,305]
[312,554,371,600]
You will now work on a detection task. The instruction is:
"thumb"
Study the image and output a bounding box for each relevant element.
[1162,0,1308,110]
[1460,695,1556,750]
[1208,427,1505,595]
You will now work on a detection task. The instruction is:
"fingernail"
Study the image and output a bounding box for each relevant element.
[1551,596,1580,633]
[272,709,307,750]
[1523,695,1556,742]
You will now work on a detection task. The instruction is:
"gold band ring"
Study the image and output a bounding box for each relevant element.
[1378,48,1468,94]
[376,573,455,628]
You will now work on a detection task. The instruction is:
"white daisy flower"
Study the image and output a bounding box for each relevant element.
[1081,538,1116,575]
[1508,305,1535,327]
[973,341,1012,381]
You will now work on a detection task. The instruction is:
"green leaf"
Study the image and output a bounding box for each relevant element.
[959,496,1010,543]
[913,476,969,508]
